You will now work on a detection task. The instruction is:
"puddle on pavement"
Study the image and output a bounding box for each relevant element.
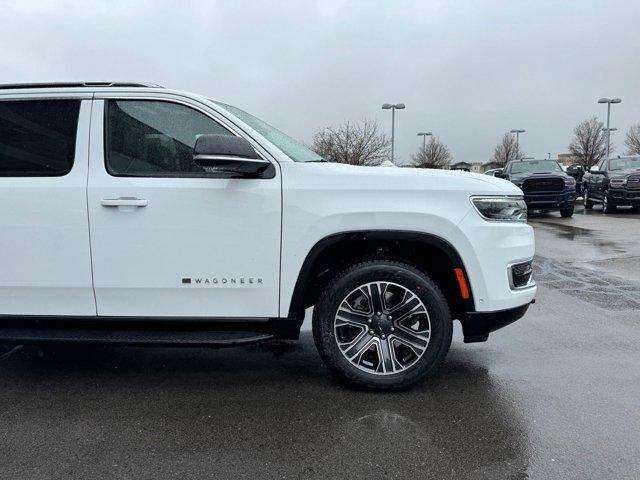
[534,256,640,310]
[533,222,627,255]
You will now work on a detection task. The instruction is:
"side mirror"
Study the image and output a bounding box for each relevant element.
[495,170,505,178]
[193,134,274,178]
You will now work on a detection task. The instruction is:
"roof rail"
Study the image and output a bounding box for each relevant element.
[0,82,163,90]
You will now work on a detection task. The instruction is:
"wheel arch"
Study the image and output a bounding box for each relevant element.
[287,230,475,321]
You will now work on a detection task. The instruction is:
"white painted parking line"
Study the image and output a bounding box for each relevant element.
[0,345,23,361]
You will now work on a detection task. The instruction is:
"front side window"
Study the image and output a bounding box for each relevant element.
[0,100,80,176]
[105,100,233,177]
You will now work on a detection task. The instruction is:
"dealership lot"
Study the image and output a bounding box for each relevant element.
[0,206,639,480]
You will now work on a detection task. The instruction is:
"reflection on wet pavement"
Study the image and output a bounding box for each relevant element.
[534,256,640,310]
[0,338,529,479]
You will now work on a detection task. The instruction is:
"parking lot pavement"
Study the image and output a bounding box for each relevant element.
[1,210,639,480]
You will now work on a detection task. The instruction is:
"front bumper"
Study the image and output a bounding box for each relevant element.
[459,301,533,343]
[454,207,537,312]
[523,188,575,209]
[609,188,640,205]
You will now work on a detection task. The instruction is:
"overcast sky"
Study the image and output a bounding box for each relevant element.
[2,0,639,164]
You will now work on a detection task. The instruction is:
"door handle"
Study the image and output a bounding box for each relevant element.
[101,197,148,208]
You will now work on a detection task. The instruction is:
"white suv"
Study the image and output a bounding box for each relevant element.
[0,82,535,390]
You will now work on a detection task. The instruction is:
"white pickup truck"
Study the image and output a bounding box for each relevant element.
[0,82,535,389]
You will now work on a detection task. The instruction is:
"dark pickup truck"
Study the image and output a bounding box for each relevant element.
[583,156,640,213]
[497,159,576,217]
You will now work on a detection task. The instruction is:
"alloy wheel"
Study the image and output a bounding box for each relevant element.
[333,282,430,375]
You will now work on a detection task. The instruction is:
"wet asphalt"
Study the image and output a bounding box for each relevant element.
[1,203,639,479]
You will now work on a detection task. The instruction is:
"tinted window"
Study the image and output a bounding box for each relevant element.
[610,157,640,171]
[0,100,80,176]
[106,100,233,177]
[510,160,563,174]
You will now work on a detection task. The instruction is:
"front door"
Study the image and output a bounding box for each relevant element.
[87,98,281,318]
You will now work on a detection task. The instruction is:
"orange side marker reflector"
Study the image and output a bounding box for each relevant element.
[454,268,470,300]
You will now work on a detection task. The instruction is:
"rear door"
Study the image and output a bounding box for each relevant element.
[87,96,281,318]
[0,96,95,315]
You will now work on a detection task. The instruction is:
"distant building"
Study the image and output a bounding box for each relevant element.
[450,161,472,171]
[469,162,483,173]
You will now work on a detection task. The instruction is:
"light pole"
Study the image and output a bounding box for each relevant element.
[417,131,432,150]
[382,103,405,162]
[510,129,525,159]
[598,98,621,160]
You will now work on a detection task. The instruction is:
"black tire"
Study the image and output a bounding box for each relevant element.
[312,259,453,391]
[583,187,594,209]
[603,191,616,213]
[560,207,574,218]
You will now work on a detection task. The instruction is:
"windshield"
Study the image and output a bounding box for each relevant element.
[213,101,323,162]
[609,157,640,171]
[510,160,563,174]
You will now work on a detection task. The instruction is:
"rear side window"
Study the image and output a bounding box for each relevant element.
[105,100,233,177]
[0,100,80,176]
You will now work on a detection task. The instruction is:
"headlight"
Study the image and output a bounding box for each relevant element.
[471,196,527,222]
[564,177,576,187]
[610,178,627,187]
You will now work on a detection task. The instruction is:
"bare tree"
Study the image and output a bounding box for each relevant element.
[568,117,607,169]
[311,120,391,166]
[411,136,452,169]
[491,133,524,166]
[625,124,640,155]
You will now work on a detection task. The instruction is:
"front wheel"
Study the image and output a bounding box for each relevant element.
[312,260,452,390]
[583,187,594,209]
[560,206,574,218]
[603,191,616,213]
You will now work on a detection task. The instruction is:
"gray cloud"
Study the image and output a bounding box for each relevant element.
[1,0,639,163]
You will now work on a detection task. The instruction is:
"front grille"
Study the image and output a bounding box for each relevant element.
[628,175,640,190]
[510,261,533,289]
[522,177,565,193]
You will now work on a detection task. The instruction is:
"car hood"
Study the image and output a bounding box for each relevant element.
[508,172,569,182]
[308,162,521,194]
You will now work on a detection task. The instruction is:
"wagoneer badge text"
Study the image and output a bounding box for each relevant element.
[182,277,263,286]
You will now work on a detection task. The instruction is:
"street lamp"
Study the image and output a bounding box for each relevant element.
[598,98,622,160]
[510,129,525,158]
[417,131,432,150]
[382,103,405,162]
